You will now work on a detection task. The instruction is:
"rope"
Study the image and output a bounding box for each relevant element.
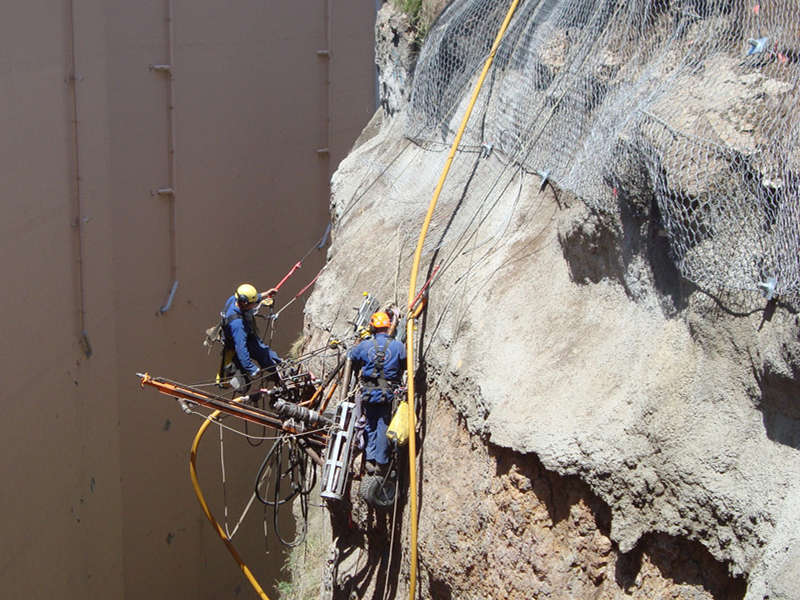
[227,490,261,541]
[253,436,317,547]
[405,0,619,313]
[220,417,270,540]
[219,422,231,534]
[271,268,323,320]
[263,223,331,344]
[404,4,520,599]
[382,473,402,600]
[182,404,330,442]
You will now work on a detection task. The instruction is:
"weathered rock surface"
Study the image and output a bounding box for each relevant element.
[375,4,416,117]
[296,3,800,599]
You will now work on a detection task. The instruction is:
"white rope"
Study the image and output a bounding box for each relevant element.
[382,475,402,600]
[227,490,260,540]
[190,404,331,542]
[218,422,231,536]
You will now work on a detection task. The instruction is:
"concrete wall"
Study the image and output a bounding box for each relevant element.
[0,1,376,598]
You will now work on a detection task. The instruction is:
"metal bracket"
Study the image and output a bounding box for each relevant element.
[149,64,172,73]
[159,280,179,314]
[746,37,769,56]
[757,275,777,301]
[79,330,93,358]
[537,169,551,192]
[317,222,332,249]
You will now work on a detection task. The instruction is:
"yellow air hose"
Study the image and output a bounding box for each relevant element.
[190,401,272,600]
[404,1,520,598]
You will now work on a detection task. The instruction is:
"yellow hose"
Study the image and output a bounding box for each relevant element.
[190,404,271,600]
[404,2,520,598]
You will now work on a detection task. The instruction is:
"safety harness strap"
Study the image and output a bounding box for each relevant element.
[360,337,395,399]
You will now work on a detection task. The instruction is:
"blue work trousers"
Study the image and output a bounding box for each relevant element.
[362,401,392,465]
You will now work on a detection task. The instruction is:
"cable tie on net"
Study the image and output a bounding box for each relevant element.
[537,169,551,192]
[757,275,777,301]
[746,36,769,56]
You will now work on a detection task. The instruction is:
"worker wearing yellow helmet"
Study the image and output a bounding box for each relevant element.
[220,283,281,384]
[348,311,406,474]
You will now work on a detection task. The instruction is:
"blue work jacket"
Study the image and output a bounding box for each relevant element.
[222,295,262,375]
[349,332,407,402]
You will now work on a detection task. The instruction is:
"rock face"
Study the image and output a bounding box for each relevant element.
[297,3,800,599]
[374,4,416,117]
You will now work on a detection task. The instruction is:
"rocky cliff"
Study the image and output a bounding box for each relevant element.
[293,2,800,599]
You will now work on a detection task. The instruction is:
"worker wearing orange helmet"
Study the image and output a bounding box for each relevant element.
[348,311,406,471]
[221,283,281,383]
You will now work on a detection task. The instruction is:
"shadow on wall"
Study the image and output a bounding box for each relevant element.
[759,368,800,449]
[558,185,691,318]
[615,532,747,598]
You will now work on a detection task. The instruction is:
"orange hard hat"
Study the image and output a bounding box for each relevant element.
[370,311,391,330]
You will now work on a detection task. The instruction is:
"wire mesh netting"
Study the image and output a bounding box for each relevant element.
[405,0,800,301]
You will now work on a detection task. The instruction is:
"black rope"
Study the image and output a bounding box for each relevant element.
[253,435,317,548]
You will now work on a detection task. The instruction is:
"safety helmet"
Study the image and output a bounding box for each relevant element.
[235,283,259,305]
[370,311,391,330]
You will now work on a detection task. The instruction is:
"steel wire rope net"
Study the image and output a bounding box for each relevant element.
[323,2,800,597]
[404,0,800,304]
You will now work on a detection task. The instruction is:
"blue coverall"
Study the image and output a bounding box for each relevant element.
[222,295,280,376]
[348,332,406,465]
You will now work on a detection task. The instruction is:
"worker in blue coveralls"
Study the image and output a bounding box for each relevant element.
[349,311,406,474]
[222,283,281,384]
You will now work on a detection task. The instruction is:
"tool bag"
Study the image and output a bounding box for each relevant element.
[203,312,243,389]
[386,400,409,446]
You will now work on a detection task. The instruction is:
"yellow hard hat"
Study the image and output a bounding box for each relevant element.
[370,311,391,330]
[235,283,259,304]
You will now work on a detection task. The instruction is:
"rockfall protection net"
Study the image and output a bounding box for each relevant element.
[405,0,800,302]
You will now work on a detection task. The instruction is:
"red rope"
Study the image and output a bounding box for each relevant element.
[409,264,440,310]
[274,261,302,291]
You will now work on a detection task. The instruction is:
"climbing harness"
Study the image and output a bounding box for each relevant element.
[206,303,275,392]
[359,336,393,398]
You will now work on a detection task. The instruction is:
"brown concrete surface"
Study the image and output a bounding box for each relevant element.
[0,1,375,598]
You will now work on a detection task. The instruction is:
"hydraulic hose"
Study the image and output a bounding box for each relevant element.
[190,403,272,600]
[404,2,520,598]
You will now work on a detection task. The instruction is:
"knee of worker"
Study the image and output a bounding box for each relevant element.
[249,341,281,369]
